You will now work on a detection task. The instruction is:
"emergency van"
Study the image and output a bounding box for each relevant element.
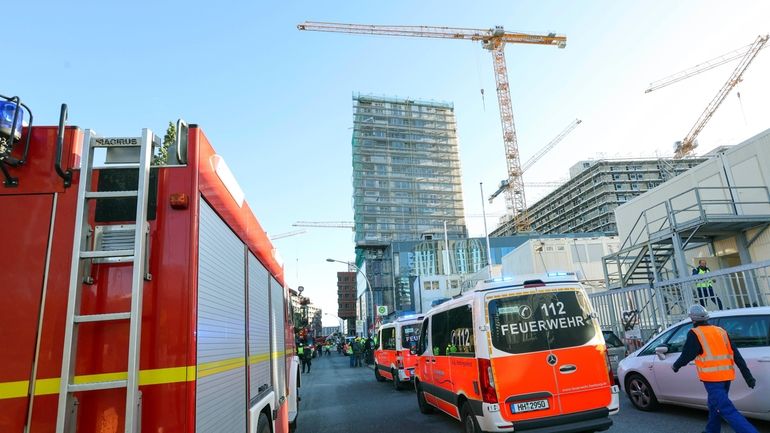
[413,273,619,433]
[374,315,423,390]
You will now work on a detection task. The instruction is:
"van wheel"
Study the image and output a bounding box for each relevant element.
[257,412,270,433]
[461,402,482,433]
[626,374,659,411]
[374,366,386,382]
[392,369,404,391]
[416,382,433,414]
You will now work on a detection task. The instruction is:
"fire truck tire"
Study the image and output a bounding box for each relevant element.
[392,369,404,391]
[374,366,386,382]
[415,381,433,414]
[461,402,482,433]
[257,412,270,433]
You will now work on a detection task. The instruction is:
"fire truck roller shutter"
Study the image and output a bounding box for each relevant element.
[270,276,287,401]
[248,252,272,402]
[196,199,247,433]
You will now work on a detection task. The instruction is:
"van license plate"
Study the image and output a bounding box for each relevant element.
[512,399,549,413]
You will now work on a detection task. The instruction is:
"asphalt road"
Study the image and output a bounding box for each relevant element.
[295,353,770,433]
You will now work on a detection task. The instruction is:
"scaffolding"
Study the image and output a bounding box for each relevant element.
[352,94,467,247]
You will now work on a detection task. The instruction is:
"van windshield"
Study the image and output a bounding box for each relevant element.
[401,324,420,351]
[487,289,597,354]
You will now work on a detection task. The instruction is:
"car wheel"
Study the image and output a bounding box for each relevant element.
[461,402,482,433]
[257,412,270,433]
[416,381,433,414]
[626,374,659,411]
[374,366,386,382]
[392,369,404,391]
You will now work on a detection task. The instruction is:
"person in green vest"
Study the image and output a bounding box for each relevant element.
[446,342,458,355]
[693,259,724,310]
[299,344,312,374]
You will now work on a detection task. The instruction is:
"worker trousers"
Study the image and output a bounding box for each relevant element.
[703,381,758,433]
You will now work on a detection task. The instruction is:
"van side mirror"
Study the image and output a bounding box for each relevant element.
[654,345,668,361]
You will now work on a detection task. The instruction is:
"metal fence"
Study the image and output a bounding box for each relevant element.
[590,260,770,349]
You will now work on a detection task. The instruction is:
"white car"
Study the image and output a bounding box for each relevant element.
[617,307,770,421]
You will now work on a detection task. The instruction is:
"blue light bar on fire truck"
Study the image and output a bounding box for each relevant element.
[0,100,23,141]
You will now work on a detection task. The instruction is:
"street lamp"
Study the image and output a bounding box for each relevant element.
[323,312,345,336]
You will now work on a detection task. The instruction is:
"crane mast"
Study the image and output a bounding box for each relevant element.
[298,21,566,232]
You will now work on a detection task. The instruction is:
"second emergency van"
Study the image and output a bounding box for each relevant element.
[374,315,424,390]
[413,273,619,433]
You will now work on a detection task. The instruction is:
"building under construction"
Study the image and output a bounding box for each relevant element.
[491,156,711,236]
[352,94,467,246]
[351,94,467,323]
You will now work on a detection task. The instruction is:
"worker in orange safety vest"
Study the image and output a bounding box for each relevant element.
[672,304,758,433]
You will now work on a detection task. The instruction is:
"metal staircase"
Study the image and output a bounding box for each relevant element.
[56,129,156,433]
[603,186,770,288]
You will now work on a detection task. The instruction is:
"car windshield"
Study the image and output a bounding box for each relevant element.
[603,331,623,348]
[487,289,598,354]
[401,324,420,350]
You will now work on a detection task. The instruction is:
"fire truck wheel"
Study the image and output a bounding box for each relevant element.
[257,412,270,433]
[374,366,386,382]
[461,402,482,433]
[392,370,404,391]
[416,382,433,414]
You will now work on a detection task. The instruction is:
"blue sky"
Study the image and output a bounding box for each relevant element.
[8,1,770,323]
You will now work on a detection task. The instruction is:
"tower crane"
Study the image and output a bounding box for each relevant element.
[269,229,307,240]
[489,118,581,203]
[645,40,767,93]
[645,34,768,158]
[298,21,567,233]
[293,221,355,229]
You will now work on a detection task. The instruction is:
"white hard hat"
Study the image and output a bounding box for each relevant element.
[688,304,710,322]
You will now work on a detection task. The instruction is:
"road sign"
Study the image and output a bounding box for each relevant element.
[355,320,365,334]
[376,305,388,316]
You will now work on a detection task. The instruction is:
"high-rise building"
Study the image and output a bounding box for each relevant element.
[351,93,468,323]
[352,94,467,246]
[491,156,710,237]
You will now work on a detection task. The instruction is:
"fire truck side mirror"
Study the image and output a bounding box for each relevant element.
[175,118,189,165]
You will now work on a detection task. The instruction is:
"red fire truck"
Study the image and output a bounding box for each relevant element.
[0,96,300,433]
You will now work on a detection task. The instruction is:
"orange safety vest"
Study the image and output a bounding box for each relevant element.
[691,325,735,382]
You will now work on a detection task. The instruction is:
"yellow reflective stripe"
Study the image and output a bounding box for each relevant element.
[0,351,291,400]
[0,366,198,400]
[700,365,734,373]
[0,380,29,399]
[700,354,733,361]
[249,353,271,365]
[693,327,715,358]
[197,357,245,379]
[34,378,61,396]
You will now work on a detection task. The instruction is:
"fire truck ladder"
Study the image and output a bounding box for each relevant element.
[56,129,156,433]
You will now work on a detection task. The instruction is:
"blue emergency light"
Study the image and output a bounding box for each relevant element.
[0,100,23,141]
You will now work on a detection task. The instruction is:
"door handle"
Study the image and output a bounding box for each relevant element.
[758,357,770,363]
